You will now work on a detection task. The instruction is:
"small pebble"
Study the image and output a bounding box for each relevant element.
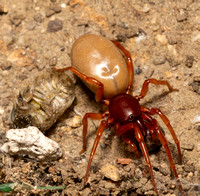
[165,70,172,79]
[141,180,154,192]
[190,77,200,94]
[125,27,140,38]
[135,31,147,43]
[0,5,8,14]
[196,144,200,152]
[82,188,92,195]
[153,54,166,65]
[116,34,126,42]
[33,13,44,23]
[60,46,65,51]
[65,115,82,128]
[167,56,180,67]
[135,167,142,179]
[100,142,106,149]
[182,183,191,191]
[26,21,36,30]
[159,163,170,176]
[134,3,150,13]
[135,67,142,75]
[184,161,195,172]
[167,33,177,45]
[46,5,61,17]
[170,183,176,190]
[10,13,24,26]
[46,9,55,17]
[69,0,83,7]
[181,141,194,151]
[104,181,116,189]
[52,5,62,13]
[142,4,150,13]
[48,166,56,174]
[116,158,132,165]
[22,162,31,174]
[196,125,200,132]
[192,32,200,41]
[176,9,188,22]
[185,55,194,68]
[101,164,121,181]
[47,19,63,32]
[134,177,148,188]
[0,61,12,71]
[49,56,57,66]
[155,34,168,45]
[187,172,193,178]
[167,45,178,57]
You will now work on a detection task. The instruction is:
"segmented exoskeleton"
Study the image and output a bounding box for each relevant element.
[11,69,75,132]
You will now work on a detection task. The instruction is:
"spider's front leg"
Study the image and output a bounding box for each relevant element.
[115,122,140,158]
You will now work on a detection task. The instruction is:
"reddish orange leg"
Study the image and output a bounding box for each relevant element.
[121,134,140,158]
[141,113,185,196]
[141,106,182,164]
[53,66,104,102]
[80,112,109,154]
[144,121,158,141]
[115,122,158,195]
[137,78,178,100]
[133,123,159,195]
[112,41,134,94]
[84,120,109,184]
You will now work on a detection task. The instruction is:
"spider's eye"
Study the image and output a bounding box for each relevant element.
[129,114,135,120]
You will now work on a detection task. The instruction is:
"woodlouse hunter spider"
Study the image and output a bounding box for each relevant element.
[53,34,185,195]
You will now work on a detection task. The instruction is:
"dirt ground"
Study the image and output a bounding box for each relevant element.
[0,0,200,195]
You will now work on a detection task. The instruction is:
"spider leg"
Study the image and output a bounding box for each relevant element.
[141,113,185,196]
[84,120,109,184]
[53,66,104,102]
[144,121,158,141]
[121,133,140,158]
[80,112,109,154]
[132,122,159,195]
[137,78,178,100]
[141,106,182,164]
[112,41,134,94]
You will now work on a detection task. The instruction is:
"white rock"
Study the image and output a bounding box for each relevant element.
[155,34,168,45]
[0,126,62,160]
[65,115,82,128]
[101,164,121,181]
[192,115,200,124]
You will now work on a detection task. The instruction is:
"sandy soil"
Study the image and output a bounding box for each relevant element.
[0,0,200,195]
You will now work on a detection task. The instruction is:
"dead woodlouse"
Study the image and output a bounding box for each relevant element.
[11,69,75,132]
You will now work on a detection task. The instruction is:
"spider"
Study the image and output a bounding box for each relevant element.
[53,34,185,195]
